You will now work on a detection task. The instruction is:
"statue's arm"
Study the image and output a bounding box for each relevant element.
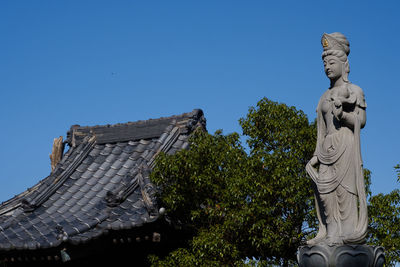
[341,107,366,129]
[310,98,326,166]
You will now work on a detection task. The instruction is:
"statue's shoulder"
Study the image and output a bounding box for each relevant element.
[348,83,364,94]
[348,83,367,108]
[319,89,331,100]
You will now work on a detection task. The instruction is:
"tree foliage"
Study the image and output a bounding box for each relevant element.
[150,131,254,266]
[368,165,400,266]
[150,98,316,266]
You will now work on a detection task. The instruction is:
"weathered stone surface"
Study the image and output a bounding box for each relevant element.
[306,32,368,245]
[298,244,385,267]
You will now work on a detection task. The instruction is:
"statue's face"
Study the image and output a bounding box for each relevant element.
[323,55,342,80]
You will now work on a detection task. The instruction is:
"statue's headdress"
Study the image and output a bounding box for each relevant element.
[321,32,350,56]
[321,32,350,82]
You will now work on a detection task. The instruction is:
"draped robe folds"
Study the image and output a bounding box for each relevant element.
[306,83,367,244]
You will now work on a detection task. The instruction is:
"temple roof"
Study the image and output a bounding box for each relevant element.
[0,109,205,253]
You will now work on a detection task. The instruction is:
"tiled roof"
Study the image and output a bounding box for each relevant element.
[0,109,206,252]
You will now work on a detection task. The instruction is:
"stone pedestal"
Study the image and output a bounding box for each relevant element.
[297,244,385,267]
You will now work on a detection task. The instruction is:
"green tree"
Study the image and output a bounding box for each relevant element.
[150,98,316,266]
[368,165,400,266]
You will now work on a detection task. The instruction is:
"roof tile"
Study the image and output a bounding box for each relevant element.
[0,109,206,252]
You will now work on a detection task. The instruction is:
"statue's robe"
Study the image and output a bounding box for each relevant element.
[306,83,367,244]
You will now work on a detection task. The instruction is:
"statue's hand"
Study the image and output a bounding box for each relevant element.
[334,99,342,108]
[309,155,319,167]
[333,100,343,120]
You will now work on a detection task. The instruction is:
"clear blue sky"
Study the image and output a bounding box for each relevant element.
[0,1,399,202]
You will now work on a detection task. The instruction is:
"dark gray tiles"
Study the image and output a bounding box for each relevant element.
[0,109,204,251]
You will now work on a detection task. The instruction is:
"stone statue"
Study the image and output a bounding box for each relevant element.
[306,32,367,245]
[298,32,384,267]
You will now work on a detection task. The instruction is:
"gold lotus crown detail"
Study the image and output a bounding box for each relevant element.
[322,38,329,48]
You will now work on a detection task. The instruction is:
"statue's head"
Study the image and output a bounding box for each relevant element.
[321,32,350,83]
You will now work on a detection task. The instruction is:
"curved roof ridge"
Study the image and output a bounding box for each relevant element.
[67,109,205,146]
